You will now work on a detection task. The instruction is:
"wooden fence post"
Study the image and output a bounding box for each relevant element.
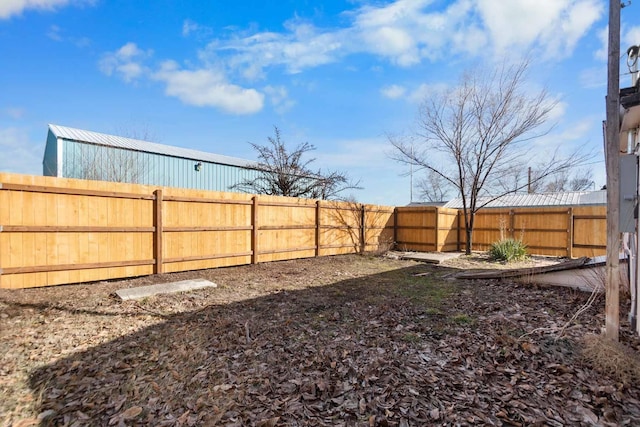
[568,207,574,258]
[154,189,163,274]
[252,196,259,264]
[360,204,366,254]
[457,210,461,252]
[509,209,515,239]
[434,207,439,252]
[315,200,321,257]
[393,207,398,250]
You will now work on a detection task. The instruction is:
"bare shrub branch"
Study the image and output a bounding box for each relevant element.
[231,127,361,200]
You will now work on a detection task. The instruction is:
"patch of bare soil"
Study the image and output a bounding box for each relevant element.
[1,254,640,426]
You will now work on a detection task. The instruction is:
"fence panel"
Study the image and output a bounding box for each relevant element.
[0,172,609,289]
[459,210,504,252]
[395,207,438,251]
[256,197,318,263]
[0,173,156,288]
[572,206,607,258]
[462,208,572,256]
[437,208,459,252]
[0,173,397,288]
[319,202,362,256]
[363,205,395,253]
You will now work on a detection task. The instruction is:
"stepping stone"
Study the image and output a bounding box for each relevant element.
[116,279,217,301]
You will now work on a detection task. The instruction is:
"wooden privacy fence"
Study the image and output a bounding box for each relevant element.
[0,173,607,289]
[394,207,460,252]
[395,206,606,259]
[0,173,395,289]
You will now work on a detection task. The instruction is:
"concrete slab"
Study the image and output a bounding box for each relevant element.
[116,278,217,301]
[399,251,463,264]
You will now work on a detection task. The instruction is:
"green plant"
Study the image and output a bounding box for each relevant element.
[489,238,528,262]
[450,313,474,325]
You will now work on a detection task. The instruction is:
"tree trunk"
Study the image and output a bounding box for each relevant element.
[465,211,475,255]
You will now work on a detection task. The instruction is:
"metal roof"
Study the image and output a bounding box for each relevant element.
[442,190,607,209]
[49,124,259,169]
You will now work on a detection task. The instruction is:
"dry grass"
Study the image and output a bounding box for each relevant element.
[582,333,640,385]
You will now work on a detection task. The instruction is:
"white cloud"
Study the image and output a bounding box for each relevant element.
[546,100,567,122]
[0,0,92,19]
[182,19,213,38]
[624,25,640,50]
[362,26,418,66]
[380,82,448,103]
[380,84,406,99]
[314,137,393,170]
[532,115,599,152]
[99,42,153,83]
[209,19,346,79]
[182,19,198,37]
[47,24,62,41]
[264,85,295,114]
[4,107,26,119]
[477,0,603,59]
[592,24,640,63]
[202,0,601,79]
[594,25,608,61]
[47,24,91,47]
[579,66,605,88]
[0,127,43,174]
[407,83,448,103]
[99,43,265,115]
[350,0,464,64]
[153,61,264,114]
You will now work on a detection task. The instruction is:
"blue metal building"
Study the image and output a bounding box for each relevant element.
[43,124,262,192]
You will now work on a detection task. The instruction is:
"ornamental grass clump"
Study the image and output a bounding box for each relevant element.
[489,238,528,262]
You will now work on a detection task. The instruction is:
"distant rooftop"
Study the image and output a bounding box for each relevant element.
[442,190,606,209]
[49,124,259,169]
[405,201,447,207]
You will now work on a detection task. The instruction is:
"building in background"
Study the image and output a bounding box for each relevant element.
[441,191,606,209]
[43,124,261,192]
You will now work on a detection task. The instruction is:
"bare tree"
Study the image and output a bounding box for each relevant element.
[390,59,590,254]
[543,170,570,192]
[524,167,594,192]
[73,144,151,184]
[70,125,158,184]
[569,168,594,191]
[113,121,160,142]
[416,170,450,202]
[494,163,528,194]
[231,127,361,200]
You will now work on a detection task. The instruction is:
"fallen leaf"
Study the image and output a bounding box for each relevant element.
[257,417,280,427]
[359,397,367,414]
[213,384,234,392]
[121,406,143,420]
[429,408,440,420]
[12,419,39,427]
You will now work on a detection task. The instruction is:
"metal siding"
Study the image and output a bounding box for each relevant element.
[49,124,258,169]
[56,138,264,194]
[443,190,607,209]
[42,130,58,176]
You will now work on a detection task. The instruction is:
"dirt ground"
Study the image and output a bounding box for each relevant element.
[1,253,640,426]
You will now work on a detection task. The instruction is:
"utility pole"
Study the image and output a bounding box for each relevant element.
[605,0,621,341]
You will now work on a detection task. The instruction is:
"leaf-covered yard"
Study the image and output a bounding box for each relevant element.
[2,254,640,426]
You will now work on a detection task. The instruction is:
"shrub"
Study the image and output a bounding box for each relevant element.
[489,238,528,262]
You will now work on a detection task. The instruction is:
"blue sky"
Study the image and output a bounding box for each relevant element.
[0,0,638,205]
